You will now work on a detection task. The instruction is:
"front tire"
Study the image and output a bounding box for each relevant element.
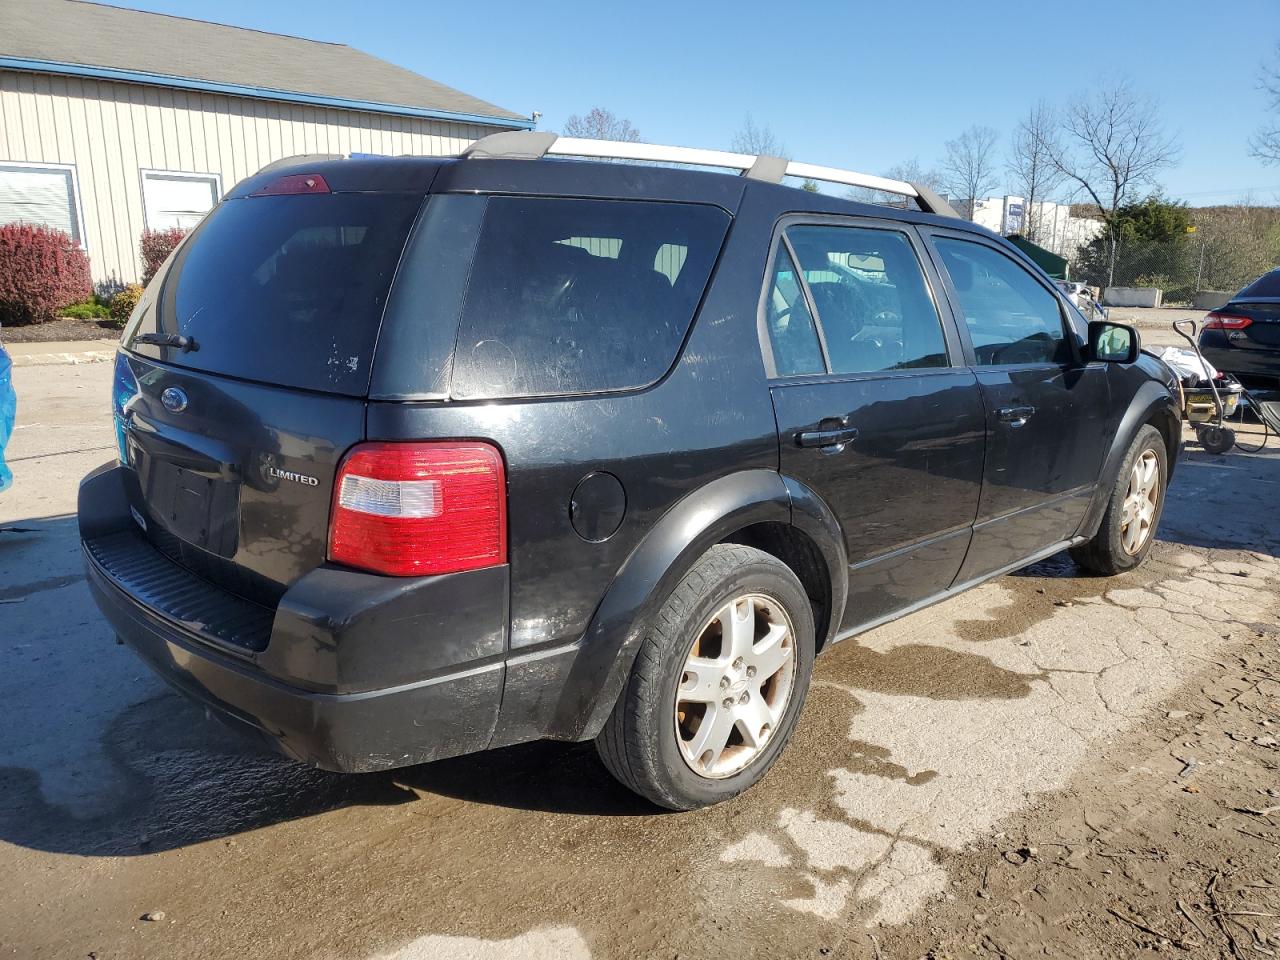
[595,544,815,810]
[1070,424,1168,575]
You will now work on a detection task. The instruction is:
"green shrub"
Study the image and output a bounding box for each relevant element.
[60,300,110,320]
[109,284,144,328]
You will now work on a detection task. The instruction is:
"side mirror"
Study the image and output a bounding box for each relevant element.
[1088,320,1140,364]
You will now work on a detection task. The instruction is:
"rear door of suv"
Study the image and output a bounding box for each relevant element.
[115,178,426,626]
[919,228,1111,583]
[761,216,986,633]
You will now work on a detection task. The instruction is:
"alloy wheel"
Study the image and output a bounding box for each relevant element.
[1120,449,1160,555]
[674,594,797,779]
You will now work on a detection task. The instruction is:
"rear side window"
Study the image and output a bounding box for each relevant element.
[130,193,422,395]
[787,225,948,374]
[448,197,730,399]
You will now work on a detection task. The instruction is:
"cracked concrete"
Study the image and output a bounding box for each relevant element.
[708,532,1279,931]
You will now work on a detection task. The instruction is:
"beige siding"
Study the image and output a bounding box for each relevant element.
[0,69,502,284]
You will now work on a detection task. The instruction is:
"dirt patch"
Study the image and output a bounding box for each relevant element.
[875,566,1280,959]
[2,317,119,343]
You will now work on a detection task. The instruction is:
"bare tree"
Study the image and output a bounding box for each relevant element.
[730,114,786,157]
[1251,43,1280,164]
[1047,81,1179,285]
[942,126,1000,220]
[1007,101,1065,243]
[561,107,640,142]
[847,157,943,207]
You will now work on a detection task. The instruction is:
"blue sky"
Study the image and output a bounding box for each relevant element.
[113,0,1278,206]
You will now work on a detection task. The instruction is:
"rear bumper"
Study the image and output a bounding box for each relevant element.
[1198,334,1280,385]
[79,463,506,772]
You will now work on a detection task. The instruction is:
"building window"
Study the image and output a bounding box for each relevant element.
[0,162,83,245]
[141,170,220,231]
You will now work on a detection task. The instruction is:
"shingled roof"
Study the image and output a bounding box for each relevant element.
[2,0,528,126]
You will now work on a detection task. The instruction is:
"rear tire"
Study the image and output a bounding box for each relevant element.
[595,544,815,810]
[1070,424,1168,575]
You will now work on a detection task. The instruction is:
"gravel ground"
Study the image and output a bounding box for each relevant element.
[0,363,1277,960]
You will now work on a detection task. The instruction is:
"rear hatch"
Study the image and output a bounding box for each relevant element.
[116,181,425,604]
[1228,299,1280,348]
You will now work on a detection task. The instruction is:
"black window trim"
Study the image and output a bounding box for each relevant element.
[918,226,1088,370]
[757,213,967,384]
[779,232,833,373]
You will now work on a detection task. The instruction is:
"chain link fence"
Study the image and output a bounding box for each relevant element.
[1068,207,1280,305]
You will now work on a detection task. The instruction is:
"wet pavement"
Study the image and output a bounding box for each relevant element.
[1,362,1277,959]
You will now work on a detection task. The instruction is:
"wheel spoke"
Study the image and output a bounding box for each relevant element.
[751,623,791,681]
[685,702,735,769]
[678,656,725,704]
[735,697,776,750]
[1122,519,1138,553]
[719,597,756,659]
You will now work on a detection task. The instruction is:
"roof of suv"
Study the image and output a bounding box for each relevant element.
[227,152,992,238]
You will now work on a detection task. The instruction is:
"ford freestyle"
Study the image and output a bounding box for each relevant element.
[79,132,1182,809]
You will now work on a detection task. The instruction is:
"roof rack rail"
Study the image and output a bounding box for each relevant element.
[460,132,959,218]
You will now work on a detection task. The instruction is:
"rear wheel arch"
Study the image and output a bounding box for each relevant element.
[550,469,792,742]
[721,480,847,655]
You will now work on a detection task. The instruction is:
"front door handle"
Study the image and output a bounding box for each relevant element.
[797,423,859,448]
[996,405,1036,427]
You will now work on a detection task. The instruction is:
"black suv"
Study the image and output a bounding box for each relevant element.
[79,133,1181,810]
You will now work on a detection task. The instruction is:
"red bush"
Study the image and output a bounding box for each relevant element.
[0,224,92,326]
[140,227,187,285]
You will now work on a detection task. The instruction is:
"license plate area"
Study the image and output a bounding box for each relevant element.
[144,461,240,558]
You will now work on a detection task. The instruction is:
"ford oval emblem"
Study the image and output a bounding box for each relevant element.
[161,386,189,414]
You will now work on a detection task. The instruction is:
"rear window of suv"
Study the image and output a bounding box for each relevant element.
[128,193,422,396]
[372,195,732,400]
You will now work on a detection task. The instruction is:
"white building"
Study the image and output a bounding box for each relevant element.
[1,0,530,285]
[969,195,1104,260]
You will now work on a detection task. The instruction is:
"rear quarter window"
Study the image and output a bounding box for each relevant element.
[444,196,731,399]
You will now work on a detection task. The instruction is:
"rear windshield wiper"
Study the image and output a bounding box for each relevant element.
[132,333,199,353]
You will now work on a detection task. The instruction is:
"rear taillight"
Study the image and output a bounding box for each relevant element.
[329,442,507,577]
[1204,311,1252,330]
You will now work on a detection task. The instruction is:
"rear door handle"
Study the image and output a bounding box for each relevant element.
[797,424,859,448]
[996,405,1036,427]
